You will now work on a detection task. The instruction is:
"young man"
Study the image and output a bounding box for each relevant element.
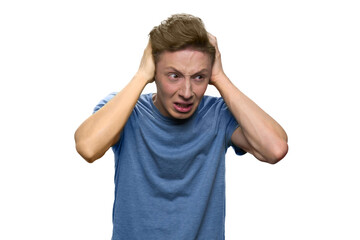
[75,14,288,240]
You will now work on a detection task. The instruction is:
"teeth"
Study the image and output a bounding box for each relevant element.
[177,103,190,108]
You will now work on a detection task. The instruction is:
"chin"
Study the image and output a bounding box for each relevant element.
[170,109,195,120]
[172,114,192,120]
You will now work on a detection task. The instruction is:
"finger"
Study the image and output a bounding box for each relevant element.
[207,32,215,44]
[207,32,219,50]
[145,39,152,51]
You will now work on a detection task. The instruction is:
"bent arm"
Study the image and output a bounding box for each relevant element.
[214,77,288,164]
[74,41,155,163]
[208,33,288,164]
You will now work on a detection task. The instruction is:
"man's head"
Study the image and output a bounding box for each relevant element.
[149,13,215,65]
[149,14,215,120]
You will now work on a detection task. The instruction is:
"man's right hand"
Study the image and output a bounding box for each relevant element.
[137,40,156,84]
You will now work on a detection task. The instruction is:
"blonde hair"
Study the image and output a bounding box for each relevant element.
[149,14,215,64]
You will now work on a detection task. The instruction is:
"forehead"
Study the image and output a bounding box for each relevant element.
[156,48,212,74]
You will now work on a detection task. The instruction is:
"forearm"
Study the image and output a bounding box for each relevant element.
[213,75,288,161]
[75,74,148,162]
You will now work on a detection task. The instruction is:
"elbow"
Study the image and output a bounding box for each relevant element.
[74,131,99,163]
[75,141,99,163]
[265,140,288,164]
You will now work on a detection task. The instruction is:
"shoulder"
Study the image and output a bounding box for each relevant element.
[137,93,153,105]
[198,95,229,113]
[93,93,152,114]
[133,93,153,113]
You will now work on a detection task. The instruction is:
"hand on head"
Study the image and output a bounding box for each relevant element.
[207,33,226,85]
[138,39,156,84]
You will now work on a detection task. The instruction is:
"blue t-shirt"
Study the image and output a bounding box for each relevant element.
[94,93,245,240]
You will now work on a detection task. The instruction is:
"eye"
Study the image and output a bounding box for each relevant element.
[168,73,179,79]
[194,75,205,82]
[168,73,180,80]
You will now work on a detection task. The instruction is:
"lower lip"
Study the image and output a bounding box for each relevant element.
[173,103,193,113]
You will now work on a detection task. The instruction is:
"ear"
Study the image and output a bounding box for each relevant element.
[153,74,159,86]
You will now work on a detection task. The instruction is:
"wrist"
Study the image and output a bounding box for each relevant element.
[133,72,153,87]
[135,71,154,85]
[211,72,231,89]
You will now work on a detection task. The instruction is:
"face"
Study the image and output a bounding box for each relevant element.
[153,48,212,119]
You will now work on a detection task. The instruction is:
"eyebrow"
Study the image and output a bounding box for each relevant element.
[164,67,210,76]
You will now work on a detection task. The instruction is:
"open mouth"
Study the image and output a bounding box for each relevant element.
[174,103,193,113]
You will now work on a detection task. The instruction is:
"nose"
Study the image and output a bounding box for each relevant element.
[179,78,193,99]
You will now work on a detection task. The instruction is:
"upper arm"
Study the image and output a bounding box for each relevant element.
[231,127,267,162]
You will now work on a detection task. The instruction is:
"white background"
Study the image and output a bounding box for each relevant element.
[1,0,359,239]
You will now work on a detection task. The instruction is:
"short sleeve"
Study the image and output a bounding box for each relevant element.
[231,140,246,155]
[219,99,246,156]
